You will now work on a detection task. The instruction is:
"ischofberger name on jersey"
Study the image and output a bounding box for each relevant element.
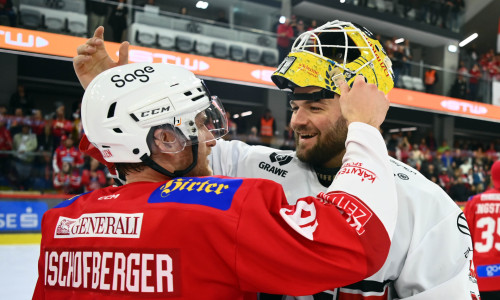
[44,249,180,295]
[54,213,143,238]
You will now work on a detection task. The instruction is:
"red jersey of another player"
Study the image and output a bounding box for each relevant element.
[33,175,393,299]
[464,187,500,291]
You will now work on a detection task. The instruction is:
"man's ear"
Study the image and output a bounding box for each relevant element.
[153,128,179,153]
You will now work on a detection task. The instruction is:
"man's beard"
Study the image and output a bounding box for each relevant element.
[294,116,348,167]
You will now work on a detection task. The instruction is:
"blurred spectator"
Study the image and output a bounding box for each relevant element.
[402,39,412,75]
[215,10,228,25]
[51,105,74,149]
[30,109,45,138]
[0,0,16,27]
[397,136,411,163]
[246,126,260,146]
[9,84,33,115]
[424,68,438,94]
[307,19,317,31]
[179,6,188,16]
[386,133,399,158]
[87,0,109,34]
[428,0,442,26]
[276,17,294,63]
[444,0,464,32]
[392,45,404,87]
[280,122,295,151]
[425,131,437,151]
[438,167,451,191]
[468,63,481,101]
[8,107,26,137]
[384,37,398,57]
[437,140,451,155]
[448,169,470,201]
[408,143,425,170]
[458,60,469,76]
[0,115,12,176]
[81,157,107,192]
[258,109,276,147]
[12,122,37,190]
[108,0,128,43]
[53,161,82,194]
[223,111,237,141]
[52,135,84,174]
[295,20,306,38]
[422,163,439,180]
[450,74,468,99]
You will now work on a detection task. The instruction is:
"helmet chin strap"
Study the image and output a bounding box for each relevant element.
[140,138,199,178]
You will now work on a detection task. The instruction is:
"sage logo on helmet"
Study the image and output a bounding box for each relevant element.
[111,65,155,88]
[271,20,394,96]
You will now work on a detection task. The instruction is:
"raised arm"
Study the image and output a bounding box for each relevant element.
[73,26,129,89]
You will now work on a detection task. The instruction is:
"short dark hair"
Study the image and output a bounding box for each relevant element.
[115,162,148,176]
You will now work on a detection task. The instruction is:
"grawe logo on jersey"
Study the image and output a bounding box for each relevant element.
[269,152,293,166]
[54,213,143,238]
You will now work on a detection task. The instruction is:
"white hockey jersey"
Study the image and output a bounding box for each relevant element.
[209,129,480,299]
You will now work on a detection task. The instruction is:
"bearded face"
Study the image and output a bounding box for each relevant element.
[294,115,348,166]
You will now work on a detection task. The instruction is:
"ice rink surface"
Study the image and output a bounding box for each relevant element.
[0,245,39,300]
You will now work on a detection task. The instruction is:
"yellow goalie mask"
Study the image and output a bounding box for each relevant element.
[271,20,394,97]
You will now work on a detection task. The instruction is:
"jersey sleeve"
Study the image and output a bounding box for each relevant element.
[235,122,397,295]
[394,208,480,299]
[209,139,254,177]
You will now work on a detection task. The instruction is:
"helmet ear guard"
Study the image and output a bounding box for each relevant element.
[272,20,394,96]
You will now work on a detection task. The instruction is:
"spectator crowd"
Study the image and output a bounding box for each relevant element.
[0,90,499,205]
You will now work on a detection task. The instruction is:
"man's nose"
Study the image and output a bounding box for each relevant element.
[290,108,308,128]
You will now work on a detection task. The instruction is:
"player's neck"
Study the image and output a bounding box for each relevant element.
[125,168,172,184]
[322,150,345,169]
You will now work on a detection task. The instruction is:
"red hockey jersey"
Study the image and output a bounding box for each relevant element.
[33,176,392,299]
[464,188,500,292]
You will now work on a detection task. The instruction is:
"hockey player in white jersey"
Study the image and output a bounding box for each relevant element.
[73,22,480,299]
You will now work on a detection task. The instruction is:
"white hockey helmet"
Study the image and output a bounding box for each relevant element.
[272,20,394,97]
[81,63,227,165]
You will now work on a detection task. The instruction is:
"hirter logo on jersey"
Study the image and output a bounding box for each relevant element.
[148,177,242,211]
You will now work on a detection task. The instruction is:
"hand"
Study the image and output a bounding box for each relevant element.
[338,75,390,128]
[73,26,129,89]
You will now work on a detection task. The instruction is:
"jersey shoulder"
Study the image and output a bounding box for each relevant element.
[388,157,457,209]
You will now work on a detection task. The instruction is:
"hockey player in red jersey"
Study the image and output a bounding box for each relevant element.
[464,160,500,300]
[33,62,398,299]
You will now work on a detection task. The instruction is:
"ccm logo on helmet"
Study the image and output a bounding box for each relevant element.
[111,65,155,88]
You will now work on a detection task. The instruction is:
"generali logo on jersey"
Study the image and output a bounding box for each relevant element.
[54,213,143,238]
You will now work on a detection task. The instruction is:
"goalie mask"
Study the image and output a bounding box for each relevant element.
[81,62,228,178]
[271,20,394,97]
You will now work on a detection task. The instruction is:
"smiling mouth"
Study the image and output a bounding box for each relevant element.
[298,133,318,140]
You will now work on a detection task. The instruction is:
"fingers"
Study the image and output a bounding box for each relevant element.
[117,41,129,66]
[93,26,104,40]
[339,78,350,96]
